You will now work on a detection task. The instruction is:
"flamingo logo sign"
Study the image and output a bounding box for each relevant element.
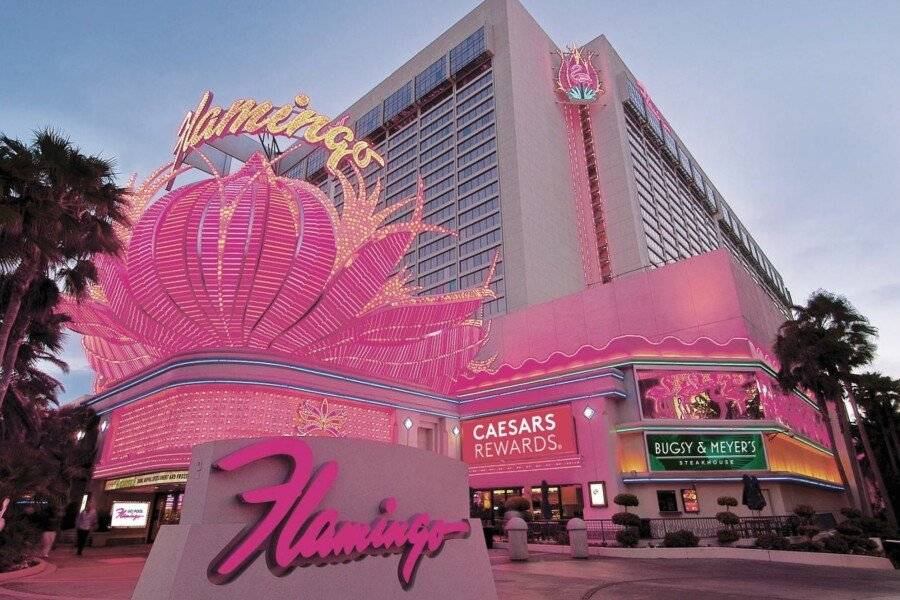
[132,436,498,600]
[207,438,471,588]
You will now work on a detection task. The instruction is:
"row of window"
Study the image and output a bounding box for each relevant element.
[623,77,789,304]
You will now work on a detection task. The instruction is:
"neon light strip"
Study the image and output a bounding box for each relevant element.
[93,378,459,420]
[457,370,624,403]
[87,356,455,407]
[621,475,844,492]
[462,391,626,420]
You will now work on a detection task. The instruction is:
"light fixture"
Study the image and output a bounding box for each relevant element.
[451,425,460,436]
[403,417,414,430]
[582,406,596,419]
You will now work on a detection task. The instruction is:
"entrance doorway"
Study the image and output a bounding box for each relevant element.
[147,491,184,543]
[470,488,523,523]
[529,484,584,520]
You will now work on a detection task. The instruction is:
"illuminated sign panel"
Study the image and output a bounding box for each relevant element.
[104,470,188,491]
[461,405,577,465]
[646,433,767,472]
[636,369,830,449]
[172,91,385,174]
[110,501,150,528]
[681,488,700,513]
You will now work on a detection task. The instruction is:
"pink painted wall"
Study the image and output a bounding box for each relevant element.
[481,249,787,371]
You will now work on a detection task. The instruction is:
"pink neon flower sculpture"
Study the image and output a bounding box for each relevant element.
[557,45,601,103]
[63,153,496,392]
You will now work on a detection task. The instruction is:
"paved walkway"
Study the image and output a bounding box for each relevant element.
[1,545,898,599]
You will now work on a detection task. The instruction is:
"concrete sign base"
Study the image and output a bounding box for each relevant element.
[132,437,497,600]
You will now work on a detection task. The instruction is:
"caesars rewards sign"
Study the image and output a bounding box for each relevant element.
[462,405,578,464]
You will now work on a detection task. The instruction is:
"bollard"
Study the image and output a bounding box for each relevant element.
[566,518,588,558]
[506,517,529,561]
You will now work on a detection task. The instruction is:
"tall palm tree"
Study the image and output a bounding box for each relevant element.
[853,373,900,496]
[774,291,896,526]
[0,130,128,419]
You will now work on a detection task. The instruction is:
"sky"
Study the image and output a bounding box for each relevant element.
[2,0,899,402]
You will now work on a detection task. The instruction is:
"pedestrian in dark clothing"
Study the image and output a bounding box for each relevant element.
[75,501,98,556]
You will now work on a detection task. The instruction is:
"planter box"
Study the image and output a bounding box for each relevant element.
[497,541,894,571]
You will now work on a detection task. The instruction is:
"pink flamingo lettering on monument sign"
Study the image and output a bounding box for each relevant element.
[207,438,471,589]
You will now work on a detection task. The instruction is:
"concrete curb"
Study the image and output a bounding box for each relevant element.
[0,559,51,583]
[495,541,895,571]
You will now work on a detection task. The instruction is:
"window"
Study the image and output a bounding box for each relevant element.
[457,70,492,102]
[355,105,382,139]
[384,82,413,122]
[415,57,448,100]
[450,27,486,75]
[458,167,497,195]
[458,111,493,140]
[458,152,496,182]
[306,148,326,174]
[657,490,679,513]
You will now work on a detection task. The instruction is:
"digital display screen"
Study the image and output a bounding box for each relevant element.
[110,501,150,528]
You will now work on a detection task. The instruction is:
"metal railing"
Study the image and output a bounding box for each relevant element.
[512,514,799,545]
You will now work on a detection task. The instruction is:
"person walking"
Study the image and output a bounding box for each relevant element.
[75,500,98,556]
[39,503,60,559]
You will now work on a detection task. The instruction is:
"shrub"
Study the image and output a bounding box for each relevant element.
[615,527,640,548]
[797,525,820,539]
[822,534,851,554]
[613,494,639,510]
[504,496,531,514]
[0,515,40,572]
[717,496,738,509]
[611,512,641,528]
[662,529,699,548]
[840,507,863,520]
[716,511,740,527]
[836,522,863,537]
[717,529,740,545]
[755,533,790,550]
[789,540,824,553]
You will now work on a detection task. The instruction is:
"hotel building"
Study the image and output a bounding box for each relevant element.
[71,0,847,543]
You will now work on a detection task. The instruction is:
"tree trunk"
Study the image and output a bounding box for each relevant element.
[890,425,900,472]
[0,313,29,421]
[826,400,868,514]
[822,400,857,509]
[836,399,873,515]
[879,423,900,477]
[845,383,898,528]
[0,249,40,418]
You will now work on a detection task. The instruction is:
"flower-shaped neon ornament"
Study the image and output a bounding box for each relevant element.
[557,45,602,103]
[63,148,498,394]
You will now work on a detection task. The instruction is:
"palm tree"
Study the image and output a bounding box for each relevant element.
[852,373,900,502]
[0,130,128,419]
[774,291,896,526]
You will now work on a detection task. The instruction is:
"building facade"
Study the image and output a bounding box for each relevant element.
[70,0,846,543]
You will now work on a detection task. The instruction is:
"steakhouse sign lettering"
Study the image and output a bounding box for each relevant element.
[461,405,578,465]
[646,433,767,472]
[132,437,497,600]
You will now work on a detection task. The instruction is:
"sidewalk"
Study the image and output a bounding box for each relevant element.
[0,545,148,600]
[1,545,898,599]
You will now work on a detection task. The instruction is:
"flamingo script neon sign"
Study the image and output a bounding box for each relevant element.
[173,91,385,174]
[207,438,471,589]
